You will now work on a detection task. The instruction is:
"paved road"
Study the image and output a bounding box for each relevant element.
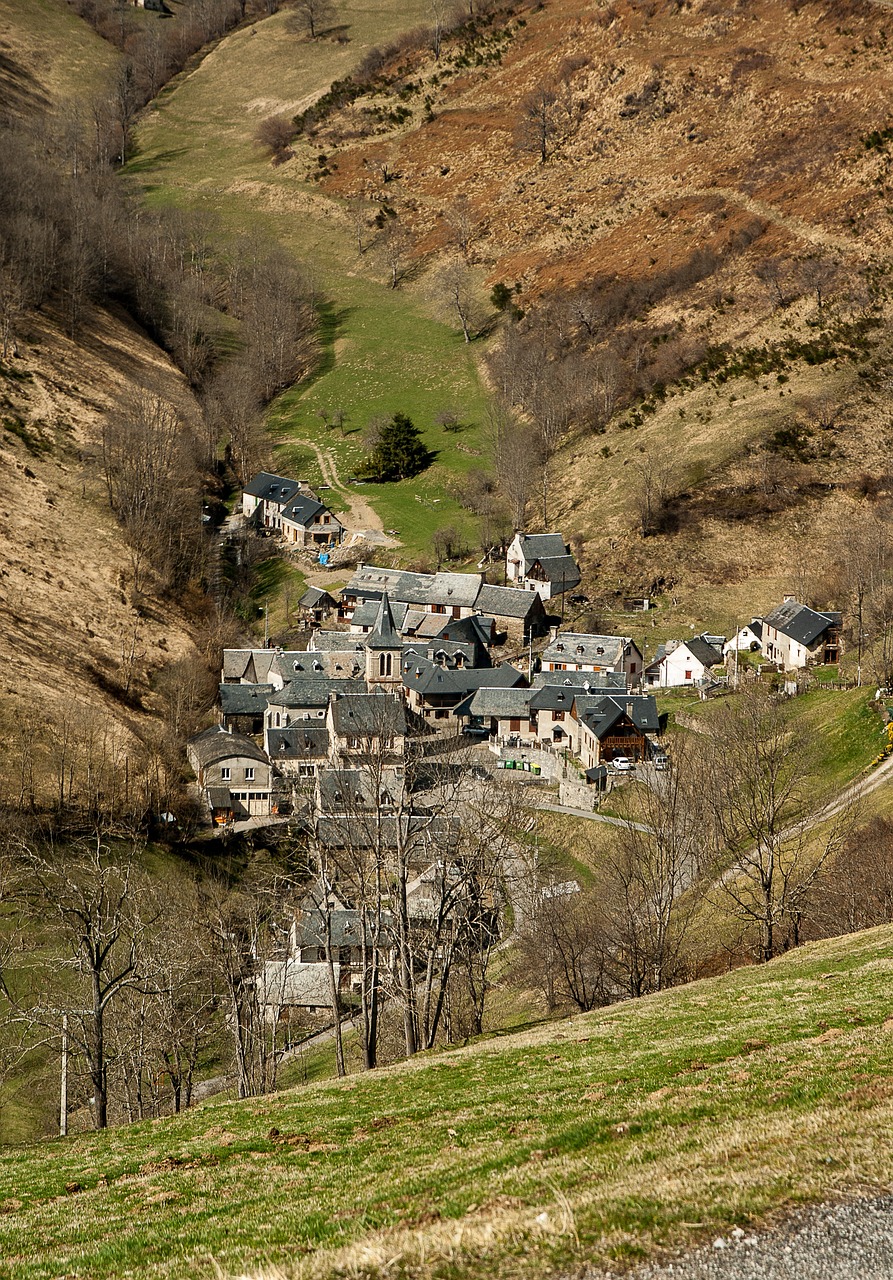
[587,1195,893,1280]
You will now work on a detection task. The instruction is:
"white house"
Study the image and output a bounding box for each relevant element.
[242,472,344,546]
[646,635,724,688]
[724,619,763,656]
[761,598,841,671]
[506,532,581,600]
[541,631,642,684]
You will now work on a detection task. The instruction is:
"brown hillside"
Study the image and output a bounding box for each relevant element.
[0,306,202,765]
[302,0,893,627]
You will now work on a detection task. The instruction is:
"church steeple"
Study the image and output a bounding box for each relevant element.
[364,593,402,685]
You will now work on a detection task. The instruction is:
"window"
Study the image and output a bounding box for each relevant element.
[553,710,565,721]
[378,652,392,677]
[246,767,255,781]
[685,670,692,681]
[381,735,394,748]
[435,709,449,720]
[348,735,361,749]
[221,767,231,781]
[630,663,637,674]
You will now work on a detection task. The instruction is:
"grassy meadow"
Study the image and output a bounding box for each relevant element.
[129,2,494,562]
[2,926,893,1279]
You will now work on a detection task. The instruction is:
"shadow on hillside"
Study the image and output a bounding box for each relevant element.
[296,299,353,395]
[0,52,50,115]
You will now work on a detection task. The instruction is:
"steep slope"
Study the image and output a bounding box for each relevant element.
[1,924,892,1278]
[0,1,205,781]
[304,0,893,625]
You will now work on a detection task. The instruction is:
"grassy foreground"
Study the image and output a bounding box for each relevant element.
[2,927,893,1279]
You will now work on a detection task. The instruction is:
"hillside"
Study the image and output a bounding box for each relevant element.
[301,0,893,626]
[1,924,892,1278]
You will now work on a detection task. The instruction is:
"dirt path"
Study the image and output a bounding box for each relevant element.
[681,185,866,259]
[291,434,401,544]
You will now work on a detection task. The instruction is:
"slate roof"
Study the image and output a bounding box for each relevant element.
[350,599,410,631]
[475,583,544,620]
[306,631,369,658]
[267,677,358,709]
[329,692,407,737]
[281,494,327,527]
[543,632,635,666]
[299,586,337,609]
[219,683,273,717]
[683,637,724,668]
[435,614,494,648]
[530,554,581,590]
[221,649,253,681]
[344,564,544,621]
[315,813,460,854]
[206,787,234,810]
[459,686,533,719]
[402,658,524,700]
[577,694,660,738]
[518,533,568,561]
[243,472,303,503]
[266,727,329,758]
[187,725,269,768]
[317,767,404,812]
[292,909,394,951]
[365,594,401,650]
[763,599,841,647]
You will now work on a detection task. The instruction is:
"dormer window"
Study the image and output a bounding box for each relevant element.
[556,643,565,652]
[596,646,605,656]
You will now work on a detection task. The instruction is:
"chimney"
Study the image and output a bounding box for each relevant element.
[626,702,633,717]
[549,624,559,643]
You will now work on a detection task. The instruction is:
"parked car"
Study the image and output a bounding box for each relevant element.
[653,752,670,771]
[611,756,634,772]
[462,725,489,738]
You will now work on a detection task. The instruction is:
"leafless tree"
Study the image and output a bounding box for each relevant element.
[437,257,483,343]
[702,686,854,962]
[287,0,338,37]
[444,195,479,260]
[633,448,676,538]
[514,83,561,165]
[377,216,412,289]
[6,836,155,1129]
[489,400,543,529]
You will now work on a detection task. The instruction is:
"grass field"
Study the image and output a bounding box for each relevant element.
[2,926,893,1279]
[0,0,118,107]
[128,2,493,563]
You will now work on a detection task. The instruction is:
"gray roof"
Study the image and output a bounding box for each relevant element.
[683,637,724,668]
[402,658,524,700]
[315,813,460,854]
[266,726,329,758]
[351,599,410,631]
[268,677,363,709]
[578,694,660,738]
[243,472,302,503]
[763,600,841,647]
[317,767,404,812]
[187,725,269,768]
[460,686,533,718]
[475,583,544,620]
[365,594,401,650]
[518,532,568,561]
[221,649,253,681]
[329,692,407,737]
[219,683,273,716]
[281,494,329,527]
[434,614,494,647]
[543,632,635,666]
[530,555,581,590]
[305,631,369,657]
[299,586,337,609]
[206,786,234,810]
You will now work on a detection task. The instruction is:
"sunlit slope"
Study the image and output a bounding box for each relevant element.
[2,925,893,1279]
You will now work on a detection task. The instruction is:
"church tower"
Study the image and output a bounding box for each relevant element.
[364,593,403,688]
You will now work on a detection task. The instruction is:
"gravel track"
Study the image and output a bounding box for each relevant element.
[589,1195,893,1280]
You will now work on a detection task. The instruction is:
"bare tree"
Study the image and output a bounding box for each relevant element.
[444,196,479,260]
[514,83,561,165]
[633,448,676,538]
[437,257,482,343]
[8,836,155,1130]
[703,686,854,962]
[490,401,543,530]
[287,0,338,39]
[377,216,412,289]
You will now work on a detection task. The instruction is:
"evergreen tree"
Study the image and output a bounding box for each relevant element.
[362,413,431,481]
